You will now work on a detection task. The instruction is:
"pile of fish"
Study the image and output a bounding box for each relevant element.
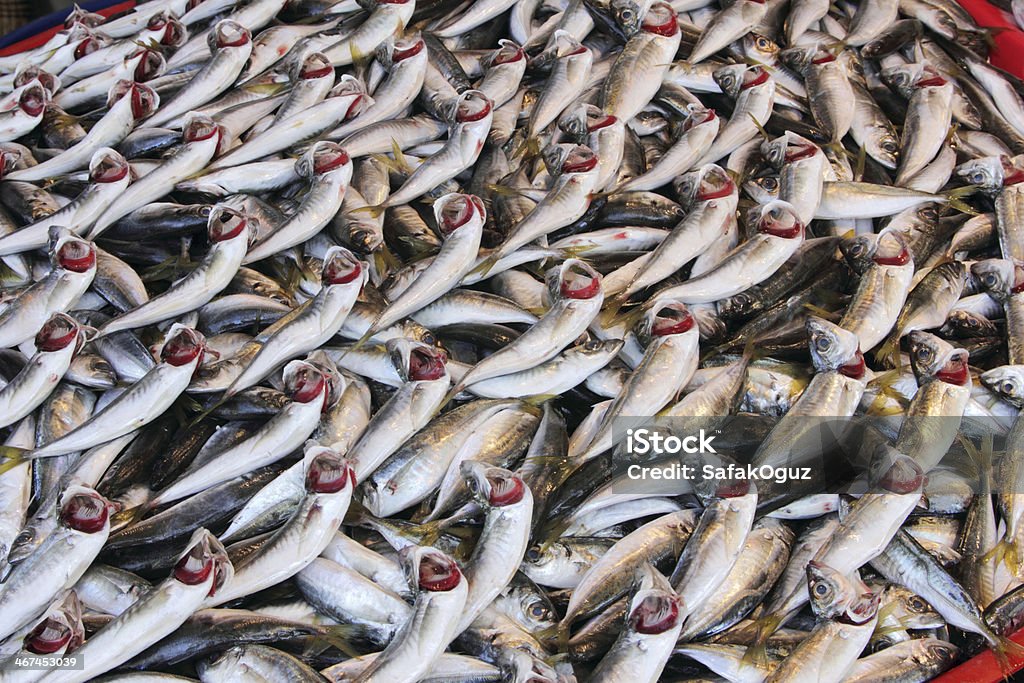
[4,0,1024,680]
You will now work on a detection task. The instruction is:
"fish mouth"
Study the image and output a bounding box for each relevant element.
[392,38,425,62]
[146,12,169,31]
[25,615,75,654]
[35,313,81,352]
[207,206,248,243]
[409,548,462,592]
[683,105,715,132]
[0,146,21,178]
[757,201,802,238]
[436,193,484,234]
[935,351,969,386]
[400,344,448,381]
[697,166,734,201]
[285,361,328,405]
[60,489,114,534]
[15,68,59,94]
[872,231,910,266]
[160,18,187,46]
[89,148,130,184]
[183,115,219,143]
[160,326,206,367]
[837,593,880,625]
[18,83,47,117]
[875,455,924,494]
[561,145,598,174]
[56,238,96,273]
[311,142,351,175]
[650,301,695,336]
[298,52,334,80]
[1001,155,1024,187]
[557,260,601,300]
[463,462,526,506]
[741,66,770,90]
[174,530,230,596]
[641,2,678,36]
[73,35,100,61]
[322,247,363,285]
[492,39,525,65]
[214,20,250,48]
[455,90,492,123]
[305,448,354,493]
[109,80,159,119]
[132,49,165,82]
[630,592,681,634]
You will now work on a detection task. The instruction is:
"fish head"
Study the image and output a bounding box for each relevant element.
[209,19,250,50]
[64,4,104,29]
[551,29,587,60]
[864,126,900,170]
[71,32,104,61]
[922,640,960,667]
[321,245,365,288]
[147,12,187,47]
[88,147,130,184]
[490,39,526,69]
[462,461,527,507]
[569,337,624,362]
[326,73,370,117]
[0,144,21,179]
[681,104,717,136]
[908,330,969,386]
[159,324,207,368]
[17,82,48,118]
[13,66,59,94]
[879,63,919,97]
[628,587,682,636]
[378,36,426,70]
[401,546,463,593]
[387,338,448,382]
[304,446,355,494]
[956,156,1007,191]
[172,529,233,597]
[292,51,334,82]
[546,258,602,302]
[761,131,820,169]
[557,104,599,143]
[870,448,926,494]
[107,80,160,120]
[636,298,695,346]
[182,113,220,145]
[58,485,115,534]
[35,312,86,355]
[207,204,250,244]
[433,192,486,237]
[640,2,679,37]
[51,232,96,274]
[755,200,803,239]
[198,647,246,681]
[743,173,780,204]
[296,139,351,179]
[942,309,997,338]
[451,89,492,124]
[676,164,732,208]
[971,258,1023,301]
[806,316,863,375]
[23,592,84,655]
[128,48,165,83]
[283,359,330,408]
[806,560,858,617]
[712,63,747,97]
[742,32,779,63]
[981,366,1024,407]
[892,589,944,629]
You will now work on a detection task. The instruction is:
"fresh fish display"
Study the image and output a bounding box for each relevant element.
[0,0,1023,681]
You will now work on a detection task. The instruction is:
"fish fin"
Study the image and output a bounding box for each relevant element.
[742,612,786,667]
[0,447,30,476]
[389,137,413,175]
[348,327,377,354]
[522,394,559,407]
[243,81,289,96]
[747,113,771,141]
[874,332,902,369]
[944,185,980,215]
[610,303,646,333]
[352,203,386,218]
[982,538,1021,576]
[854,143,867,182]
[558,243,599,259]
[600,292,631,327]
[990,633,1024,676]
[800,302,841,321]
[468,251,501,279]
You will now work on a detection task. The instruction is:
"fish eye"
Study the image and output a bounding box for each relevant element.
[421,332,437,346]
[525,546,542,562]
[916,346,933,362]
[881,140,898,153]
[849,243,865,257]
[620,8,634,19]
[971,171,987,184]
[815,336,832,351]
[983,273,998,287]
[756,36,771,49]
[908,596,928,611]
[1003,380,1017,394]
[529,603,548,618]
[813,583,830,597]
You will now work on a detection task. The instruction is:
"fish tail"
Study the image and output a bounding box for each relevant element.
[188,393,231,428]
[990,633,1024,676]
[742,613,785,666]
[316,623,366,659]
[469,251,501,279]
[600,292,630,326]
[944,185,980,215]
[747,112,771,141]
[349,328,377,354]
[0,447,31,476]
[982,538,1020,576]
[353,203,386,218]
[610,303,646,333]
[874,333,902,369]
